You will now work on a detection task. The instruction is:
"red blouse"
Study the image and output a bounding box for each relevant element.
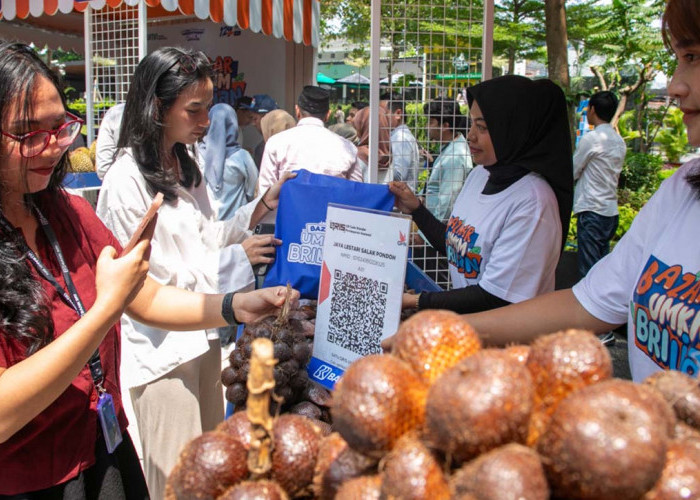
[0,192,127,495]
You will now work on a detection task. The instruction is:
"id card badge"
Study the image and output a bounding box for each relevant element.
[97,392,123,454]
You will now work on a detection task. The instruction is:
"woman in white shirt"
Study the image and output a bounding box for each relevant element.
[96,47,288,497]
[391,76,573,315]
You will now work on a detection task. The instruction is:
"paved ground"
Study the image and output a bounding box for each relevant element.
[556,251,631,380]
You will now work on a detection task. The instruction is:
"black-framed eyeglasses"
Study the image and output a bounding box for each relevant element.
[1,112,84,159]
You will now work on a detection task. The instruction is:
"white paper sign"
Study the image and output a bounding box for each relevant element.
[307,204,411,389]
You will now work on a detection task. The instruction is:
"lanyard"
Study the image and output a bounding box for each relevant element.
[0,209,106,392]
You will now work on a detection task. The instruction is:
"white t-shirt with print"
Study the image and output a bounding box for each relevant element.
[573,160,700,382]
[446,165,562,303]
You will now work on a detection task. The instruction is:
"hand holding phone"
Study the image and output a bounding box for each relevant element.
[120,192,164,256]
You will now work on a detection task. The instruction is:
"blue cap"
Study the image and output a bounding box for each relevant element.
[240,94,279,114]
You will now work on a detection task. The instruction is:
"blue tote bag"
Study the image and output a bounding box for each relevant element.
[263,169,395,298]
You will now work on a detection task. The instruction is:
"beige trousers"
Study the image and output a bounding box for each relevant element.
[130,338,224,500]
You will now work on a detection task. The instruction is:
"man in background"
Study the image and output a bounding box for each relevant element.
[383,94,421,190]
[573,91,626,278]
[258,86,360,191]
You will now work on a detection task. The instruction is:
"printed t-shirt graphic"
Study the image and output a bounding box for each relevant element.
[632,255,700,375]
[446,216,482,279]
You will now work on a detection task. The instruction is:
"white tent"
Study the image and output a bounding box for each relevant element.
[336,73,371,84]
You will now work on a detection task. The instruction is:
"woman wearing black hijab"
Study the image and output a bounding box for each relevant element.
[390,75,573,313]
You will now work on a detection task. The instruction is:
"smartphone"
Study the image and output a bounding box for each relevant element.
[253,223,276,276]
[120,192,164,256]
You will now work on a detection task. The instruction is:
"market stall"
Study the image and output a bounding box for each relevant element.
[0,0,320,143]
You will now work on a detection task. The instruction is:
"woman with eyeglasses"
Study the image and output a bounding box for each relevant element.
[94,47,295,497]
[0,42,298,498]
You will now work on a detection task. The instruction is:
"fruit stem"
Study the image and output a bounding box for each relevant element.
[246,338,277,476]
[274,283,293,328]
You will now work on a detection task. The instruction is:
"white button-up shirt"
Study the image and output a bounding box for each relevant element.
[96,150,257,388]
[391,123,421,190]
[258,117,362,191]
[573,123,626,216]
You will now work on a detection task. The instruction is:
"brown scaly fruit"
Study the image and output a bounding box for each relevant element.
[425,349,533,463]
[313,433,349,499]
[167,431,248,499]
[503,344,530,367]
[270,414,323,498]
[214,411,253,450]
[644,370,700,430]
[674,421,700,444]
[391,309,481,385]
[538,379,675,500]
[643,440,700,500]
[312,432,377,500]
[217,480,289,500]
[334,475,382,500]
[449,443,549,500]
[380,434,450,500]
[331,354,428,457]
[526,329,613,446]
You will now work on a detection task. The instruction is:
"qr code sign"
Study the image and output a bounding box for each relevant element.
[327,269,388,356]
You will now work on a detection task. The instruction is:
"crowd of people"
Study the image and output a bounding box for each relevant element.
[0,0,698,497]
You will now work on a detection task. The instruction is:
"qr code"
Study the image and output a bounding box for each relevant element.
[327,270,388,356]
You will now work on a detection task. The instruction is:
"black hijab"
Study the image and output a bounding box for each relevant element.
[467,75,574,248]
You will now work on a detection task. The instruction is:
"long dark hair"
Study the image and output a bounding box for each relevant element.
[118,47,212,202]
[662,0,700,195]
[0,42,71,355]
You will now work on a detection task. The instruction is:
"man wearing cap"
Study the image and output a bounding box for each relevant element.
[258,86,361,191]
[239,94,279,167]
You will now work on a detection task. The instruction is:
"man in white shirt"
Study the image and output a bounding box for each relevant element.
[384,95,421,190]
[258,86,361,192]
[573,91,627,279]
[95,102,125,180]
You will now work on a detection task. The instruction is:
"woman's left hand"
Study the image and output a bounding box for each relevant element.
[232,286,300,324]
[262,171,298,211]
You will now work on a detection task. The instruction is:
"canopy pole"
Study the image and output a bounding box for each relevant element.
[84,7,94,144]
[482,0,494,81]
[367,0,381,184]
[138,0,147,61]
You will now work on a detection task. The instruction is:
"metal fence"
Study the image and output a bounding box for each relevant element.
[85,2,144,144]
[373,0,488,289]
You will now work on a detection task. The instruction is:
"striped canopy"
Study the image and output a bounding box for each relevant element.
[0,0,320,46]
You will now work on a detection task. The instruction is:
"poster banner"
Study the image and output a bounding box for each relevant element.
[307,204,411,389]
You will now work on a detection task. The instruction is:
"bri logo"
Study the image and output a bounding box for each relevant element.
[313,365,341,383]
[398,231,407,246]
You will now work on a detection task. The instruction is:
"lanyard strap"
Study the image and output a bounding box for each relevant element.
[0,209,106,392]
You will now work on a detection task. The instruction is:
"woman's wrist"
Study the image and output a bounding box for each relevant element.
[260,189,273,211]
[221,292,238,325]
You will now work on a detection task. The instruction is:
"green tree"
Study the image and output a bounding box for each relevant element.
[656,107,691,163]
[582,0,668,127]
[494,0,545,75]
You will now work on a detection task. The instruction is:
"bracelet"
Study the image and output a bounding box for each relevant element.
[260,190,273,211]
[415,293,421,310]
[221,292,238,325]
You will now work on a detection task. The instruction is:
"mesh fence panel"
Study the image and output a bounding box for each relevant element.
[380,0,482,290]
[89,3,140,137]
